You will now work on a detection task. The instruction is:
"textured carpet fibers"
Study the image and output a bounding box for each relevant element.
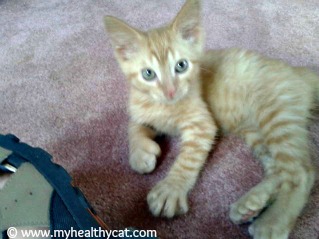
[0,0,319,238]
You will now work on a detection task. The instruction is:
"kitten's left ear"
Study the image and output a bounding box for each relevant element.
[172,0,203,45]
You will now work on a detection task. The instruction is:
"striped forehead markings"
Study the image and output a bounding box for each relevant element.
[147,47,181,83]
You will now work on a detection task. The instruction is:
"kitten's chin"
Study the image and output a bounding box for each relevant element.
[163,97,182,105]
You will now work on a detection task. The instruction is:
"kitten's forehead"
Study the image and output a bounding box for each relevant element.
[146,28,177,65]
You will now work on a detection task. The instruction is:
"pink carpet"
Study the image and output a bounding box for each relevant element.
[1,0,318,238]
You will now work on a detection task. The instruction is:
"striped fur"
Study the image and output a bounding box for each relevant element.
[104,0,319,238]
[202,49,318,238]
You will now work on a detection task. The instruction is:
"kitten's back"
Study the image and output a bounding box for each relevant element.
[200,48,319,131]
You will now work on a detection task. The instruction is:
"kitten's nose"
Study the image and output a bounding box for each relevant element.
[166,89,176,99]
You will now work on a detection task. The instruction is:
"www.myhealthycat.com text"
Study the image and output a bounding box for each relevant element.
[6,226,157,239]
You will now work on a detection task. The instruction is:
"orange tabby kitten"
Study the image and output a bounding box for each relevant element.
[104,0,319,238]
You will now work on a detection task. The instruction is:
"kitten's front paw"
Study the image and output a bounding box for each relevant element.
[129,139,161,174]
[147,179,189,218]
[248,214,290,239]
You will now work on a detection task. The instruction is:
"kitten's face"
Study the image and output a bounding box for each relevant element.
[122,30,202,104]
[105,0,203,104]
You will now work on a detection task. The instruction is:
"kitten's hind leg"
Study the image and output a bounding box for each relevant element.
[235,115,315,238]
[235,126,269,162]
[247,125,316,239]
[230,176,279,224]
[248,165,315,239]
[129,121,161,174]
[230,127,278,223]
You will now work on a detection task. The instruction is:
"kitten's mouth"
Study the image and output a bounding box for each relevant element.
[163,93,184,104]
[165,98,180,104]
[154,95,181,105]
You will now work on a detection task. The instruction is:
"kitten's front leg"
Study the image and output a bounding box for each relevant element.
[129,121,161,174]
[147,111,217,218]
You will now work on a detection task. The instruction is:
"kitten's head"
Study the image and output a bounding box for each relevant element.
[104,0,203,104]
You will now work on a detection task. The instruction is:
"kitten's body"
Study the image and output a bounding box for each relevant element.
[104,1,319,238]
[202,49,317,237]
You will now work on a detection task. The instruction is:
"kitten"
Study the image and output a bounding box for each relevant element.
[104,0,319,238]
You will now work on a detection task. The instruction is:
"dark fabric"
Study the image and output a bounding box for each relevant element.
[5,154,26,169]
[0,134,103,239]
[2,231,8,239]
[50,191,81,239]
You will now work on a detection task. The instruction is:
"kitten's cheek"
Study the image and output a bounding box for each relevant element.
[150,93,161,102]
[179,86,188,99]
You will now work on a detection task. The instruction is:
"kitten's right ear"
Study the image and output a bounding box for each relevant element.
[104,16,143,61]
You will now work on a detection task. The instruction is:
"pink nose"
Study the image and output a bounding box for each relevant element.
[167,89,176,99]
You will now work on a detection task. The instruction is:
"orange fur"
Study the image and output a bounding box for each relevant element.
[104,0,319,238]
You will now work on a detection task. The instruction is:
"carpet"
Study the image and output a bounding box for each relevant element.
[0,0,318,238]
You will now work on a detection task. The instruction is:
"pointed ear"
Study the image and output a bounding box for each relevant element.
[104,16,143,61]
[172,0,203,45]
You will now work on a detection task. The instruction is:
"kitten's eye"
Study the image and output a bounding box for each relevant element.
[142,68,157,81]
[175,59,188,73]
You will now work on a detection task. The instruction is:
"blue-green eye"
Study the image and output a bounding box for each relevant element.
[175,59,188,73]
[142,68,156,81]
